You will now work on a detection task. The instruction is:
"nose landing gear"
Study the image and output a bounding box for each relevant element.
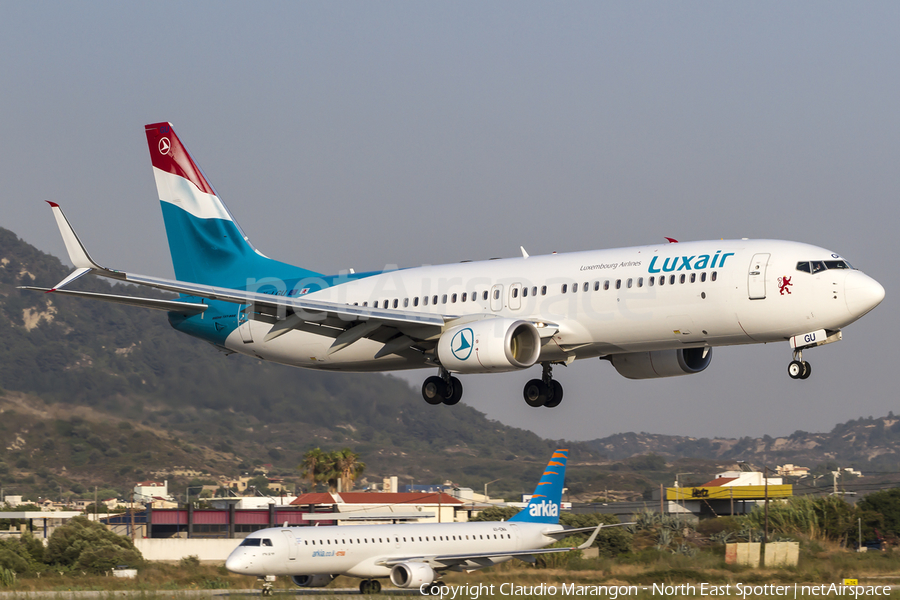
[523,363,563,408]
[788,350,811,380]
[422,368,463,405]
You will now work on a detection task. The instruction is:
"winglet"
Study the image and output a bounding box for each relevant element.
[577,523,605,550]
[47,202,103,271]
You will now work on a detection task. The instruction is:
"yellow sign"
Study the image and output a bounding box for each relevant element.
[843,579,858,586]
[666,485,793,501]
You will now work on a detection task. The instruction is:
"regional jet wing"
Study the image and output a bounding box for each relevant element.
[377,522,610,570]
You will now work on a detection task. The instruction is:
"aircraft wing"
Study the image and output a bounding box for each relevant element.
[29,202,449,349]
[377,522,610,570]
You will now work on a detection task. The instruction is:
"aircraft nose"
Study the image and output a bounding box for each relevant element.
[225,551,244,573]
[845,271,885,318]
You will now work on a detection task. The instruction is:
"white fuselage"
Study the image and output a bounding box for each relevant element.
[225,520,558,578]
[223,239,883,371]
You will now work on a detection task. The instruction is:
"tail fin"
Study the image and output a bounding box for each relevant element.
[145,122,321,288]
[508,449,568,524]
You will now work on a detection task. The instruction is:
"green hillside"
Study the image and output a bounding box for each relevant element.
[0,228,604,501]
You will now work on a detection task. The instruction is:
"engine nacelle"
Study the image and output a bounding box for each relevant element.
[611,348,712,379]
[290,574,335,588]
[389,562,436,588]
[436,319,541,373]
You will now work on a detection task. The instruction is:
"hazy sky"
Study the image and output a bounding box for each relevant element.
[3,2,898,441]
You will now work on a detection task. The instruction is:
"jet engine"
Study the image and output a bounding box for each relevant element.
[290,574,336,588]
[436,318,541,373]
[389,562,436,588]
[611,347,712,379]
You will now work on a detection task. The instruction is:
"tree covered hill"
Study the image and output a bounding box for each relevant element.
[0,227,603,500]
[585,414,900,470]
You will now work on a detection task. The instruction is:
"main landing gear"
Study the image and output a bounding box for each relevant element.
[523,363,563,408]
[359,579,382,594]
[788,349,812,380]
[421,368,463,405]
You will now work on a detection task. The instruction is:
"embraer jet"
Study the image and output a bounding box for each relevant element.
[224,449,619,595]
[25,123,885,408]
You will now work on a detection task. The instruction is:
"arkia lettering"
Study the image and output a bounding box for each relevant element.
[647,251,733,274]
[528,501,559,518]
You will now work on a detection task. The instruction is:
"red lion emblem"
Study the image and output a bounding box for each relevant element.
[778,276,792,295]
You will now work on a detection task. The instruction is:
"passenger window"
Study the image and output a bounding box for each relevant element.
[680,275,685,284]
[541,286,547,295]
[423,296,428,306]
[659,276,664,286]
[637,277,643,288]
[583,282,589,292]
[690,273,696,283]
[393,299,399,308]
[413,297,418,307]
[373,300,378,308]
[594,281,600,291]
[433,295,438,305]
[461,292,467,302]
[363,301,368,307]
[711,271,717,282]
[493,289,500,300]
[472,292,478,301]
[442,295,448,304]
[483,291,488,301]
[384,299,389,308]
[532,286,537,296]
[627,278,633,288]
[616,280,621,289]
[512,288,518,298]
[604,280,610,291]
[561,284,568,293]
[700,272,706,282]
[451,293,457,303]
[649,276,654,286]
[572,283,578,293]
[670,275,676,285]
[403,298,409,307]
[796,261,811,273]
[522,287,528,297]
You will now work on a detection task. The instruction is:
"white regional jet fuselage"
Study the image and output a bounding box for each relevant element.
[31,122,885,409]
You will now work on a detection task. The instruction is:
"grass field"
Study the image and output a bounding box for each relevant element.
[0,543,898,598]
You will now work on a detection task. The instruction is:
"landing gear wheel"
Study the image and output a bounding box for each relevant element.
[544,380,564,408]
[360,579,381,594]
[371,579,381,593]
[443,376,463,405]
[258,575,275,596]
[788,360,803,379]
[799,361,812,379]
[426,582,447,595]
[523,379,548,407]
[422,376,446,405]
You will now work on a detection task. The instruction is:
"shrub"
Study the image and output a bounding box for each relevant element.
[46,516,142,574]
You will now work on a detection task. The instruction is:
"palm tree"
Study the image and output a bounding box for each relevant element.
[333,448,366,493]
[299,448,327,491]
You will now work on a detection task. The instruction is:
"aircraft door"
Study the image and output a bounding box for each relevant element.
[238,305,254,343]
[490,284,504,312]
[748,253,770,300]
[509,523,522,551]
[281,530,297,560]
[509,283,522,310]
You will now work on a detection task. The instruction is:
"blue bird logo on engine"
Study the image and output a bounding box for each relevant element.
[451,328,474,361]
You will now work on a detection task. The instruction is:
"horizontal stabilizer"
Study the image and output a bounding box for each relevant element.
[19,287,207,314]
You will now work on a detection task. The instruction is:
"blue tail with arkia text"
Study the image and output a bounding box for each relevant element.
[509,449,568,524]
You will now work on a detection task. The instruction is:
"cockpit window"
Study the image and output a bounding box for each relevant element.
[825,260,852,270]
[798,260,854,273]
[240,538,261,547]
[262,538,273,547]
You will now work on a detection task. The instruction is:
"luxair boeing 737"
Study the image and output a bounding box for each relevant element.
[224,450,624,595]
[25,123,884,408]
